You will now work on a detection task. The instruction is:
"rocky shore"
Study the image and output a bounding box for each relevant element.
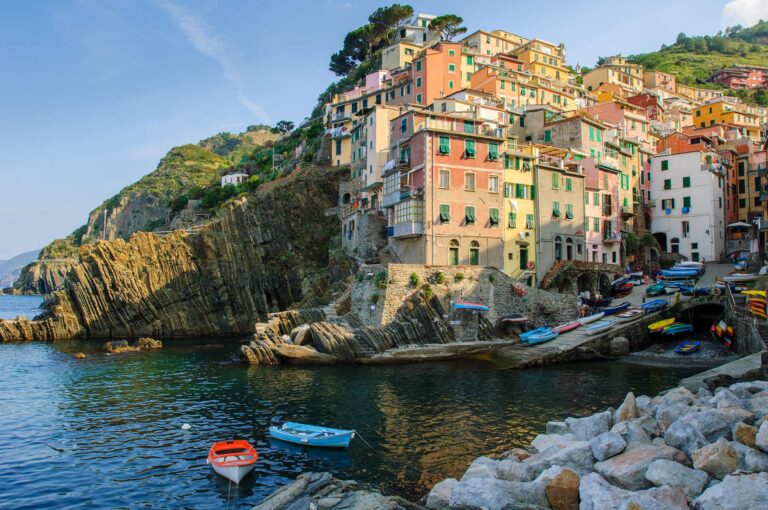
[255,371,768,510]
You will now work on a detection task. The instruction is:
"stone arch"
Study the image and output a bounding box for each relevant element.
[653,232,667,252]
[599,273,612,296]
[577,272,595,293]
[342,192,351,205]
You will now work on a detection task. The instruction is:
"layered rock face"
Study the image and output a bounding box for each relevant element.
[14,259,77,295]
[0,167,344,341]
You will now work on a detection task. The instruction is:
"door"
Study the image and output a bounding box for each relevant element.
[519,248,528,271]
[449,248,459,265]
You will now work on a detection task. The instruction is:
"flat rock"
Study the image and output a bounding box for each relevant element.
[532,433,578,453]
[614,392,638,422]
[675,409,733,443]
[655,402,695,432]
[546,421,569,435]
[565,410,612,441]
[594,444,687,490]
[710,389,749,410]
[645,458,708,500]
[693,472,768,509]
[448,477,549,510]
[693,438,739,479]
[611,419,652,450]
[524,440,595,477]
[426,477,457,509]
[589,431,626,461]
[271,344,337,365]
[731,440,768,472]
[733,422,757,449]
[578,472,688,510]
[460,456,498,481]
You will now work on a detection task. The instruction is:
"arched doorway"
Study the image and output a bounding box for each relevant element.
[578,273,594,294]
[449,239,459,265]
[554,236,562,261]
[469,241,480,266]
[566,237,574,260]
[342,192,351,205]
[653,232,667,252]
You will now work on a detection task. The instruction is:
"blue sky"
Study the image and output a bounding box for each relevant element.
[0,0,760,259]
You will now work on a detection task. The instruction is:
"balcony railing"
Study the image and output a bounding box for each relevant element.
[420,117,508,139]
[389,221,424,238]
[602,232,621,243]
[332,111,351,122]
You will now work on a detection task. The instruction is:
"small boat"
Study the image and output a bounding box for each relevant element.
[615,307,644,321]
[641,299,668,313]
[646,282,667,296]
[526,330,559,345]
[585,319,615,335]
[675,261,703,268]
[648,317,675,332]
[207,440,258,484]
[601,301,630,316]
[612,283,634,298]
[662,323,694,335]
[552,320,581,334]
[581,296,612,307]
[710,321,734,349]
[499,314,528,326]
[269,421,355,448]
[454,301,490,311]
[664,280,696,288]
[627,270,644,278]
[519,326,552,342]
[720,273,760,283]
[674,340,701,354]
[579,312,605,325]
[660,269,699,279]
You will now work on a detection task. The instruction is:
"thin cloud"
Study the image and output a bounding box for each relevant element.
[154,0,271,123]
[722,0,768,28]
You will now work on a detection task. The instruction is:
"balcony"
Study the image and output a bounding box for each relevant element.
[753,163,768,175]
[726,239,752,253]
[421,117,508,139]
[603,232,621,244]
[389,221,424,238]
[332,111,351,123]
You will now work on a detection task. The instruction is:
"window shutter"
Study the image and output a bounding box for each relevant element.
[509,212,516,228]
[439,204,450,222]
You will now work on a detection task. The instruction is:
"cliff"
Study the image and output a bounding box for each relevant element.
[0,166,348,341]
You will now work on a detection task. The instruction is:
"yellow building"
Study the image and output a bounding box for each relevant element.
[675,83,724,103]
[381,41,422,70]
[693,98,762,140]
[502,140,537,281]
[460,29,528,57]
[583,57,644,94]
[509,39,570,83]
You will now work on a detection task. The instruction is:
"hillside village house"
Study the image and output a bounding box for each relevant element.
[583,57,644,94]
[693,97,762,141]
[221,173,248,186]
[707,64,768,90]
[582,158,621,264]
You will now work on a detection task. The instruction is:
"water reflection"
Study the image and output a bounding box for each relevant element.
[0,342,699,508]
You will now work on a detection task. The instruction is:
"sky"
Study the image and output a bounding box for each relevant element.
[0,0,765,260]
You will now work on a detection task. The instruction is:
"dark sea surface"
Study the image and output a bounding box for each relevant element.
[0,294,43,320]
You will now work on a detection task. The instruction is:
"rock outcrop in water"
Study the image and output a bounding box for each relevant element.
[0,166,347,342]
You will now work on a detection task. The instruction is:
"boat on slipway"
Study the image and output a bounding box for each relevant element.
[519,327,552,343]
[584,319,615,336]
[552,320,581,334]
[526,330,559,345]
[579,312,605,325]
[615,307,644,322]
[600,302,630,316]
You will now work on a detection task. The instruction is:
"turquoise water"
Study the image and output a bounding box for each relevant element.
[0,333,700,508]
[0,294,43,320]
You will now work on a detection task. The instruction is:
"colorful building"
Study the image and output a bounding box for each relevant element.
[693,98,762,141]
[410,42,477,107]
[460,29,528,57]
[502,141,537,281]
[582,158,622,264]
[583,57,644,94]
[707,65,768,90]
[508,38,570,83]
[381,41,422,70]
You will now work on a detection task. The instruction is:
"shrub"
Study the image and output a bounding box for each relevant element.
[435,271,446,284]
[355,273,364,282]
[488,273,495,283]
[374,271,388,289]
[169,195,189,212]
[409,272,420,287]
[370,293,379,304]
[421,283,433,299]
[454,272,465,282]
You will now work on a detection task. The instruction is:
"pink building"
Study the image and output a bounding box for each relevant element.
[582,158,622,264]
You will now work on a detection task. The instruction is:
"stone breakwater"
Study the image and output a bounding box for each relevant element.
[0,167,348,342]
[254,373,768,510]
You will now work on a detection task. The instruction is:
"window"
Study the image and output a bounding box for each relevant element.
[448,49,455,56]
[683,176,691,188]
[448,64,456,72]
[489,208,500,226]
[466,55,473,65]
[565,178,572,192]
[661,160,669,171]
[670,237,680,254]
[439,204,450,223]
[335,140,341,155]
[465,172,476,191]
[464,121,474,133]
[416,60,422,71]
[449,239,459,265]
[525,214,534,229]
[448,80,454,89]
[465,139,476,158]
[508,212,517,228]
[593,217,600,232]
[552,201,561,217]
[504,182,513,197]
[661,198,675,210]
[739,179,745,194]
[691,242,698,249]
[589,125,594,141]
[664,179,671,190]
[470,241,480,265]
[464,206,476,223]
[593,192,599,205]
[439,136,450,155]
[738,162,745,176]
[488,142,499,160]
[683,196,691,208]
[585,192,589,204]
[682,221,689,237]
[565,204,574,219]
[740,198,747,208]
[544,130,551,142]
[552,173,559,189]
[401,118,407,133]
[596,130,601,142]
[416,93,422,104]
[416,77,422,87]
[439,169,450,188]
[489,175,499,193]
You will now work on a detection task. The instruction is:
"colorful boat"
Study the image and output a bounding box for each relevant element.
[207,440,258,484]
[660,268,700,279]
[676,261,703,268]
[674,340,701,354]
[552,320,581,334]
[526,330,559,345]
[662,323,694,335]
[612,283,634,298]
[641,299,668,313]
[601,301,630,316]
[454,302,490,311]
[648,317,675,332]
[615,307,644,321]
[585,319,615,335]
[646,282,667,296]
[720,273,760,283]
[269,421,355,448]
[499,314,528,326]
[579,312,606,325]
[710,320,734,349]
[519,327,552,342]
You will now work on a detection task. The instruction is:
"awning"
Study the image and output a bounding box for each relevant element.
[454,302,490,311]
[727,222,753,228]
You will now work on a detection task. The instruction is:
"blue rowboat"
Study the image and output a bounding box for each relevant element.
[519,327,552,342]
[526,330,559,345]
[662,324,694,335]
[585,319,615,335]
[641,299,668,312]
[454,302,490,311]
[674,340,701,354]
[601,301,630,316]
[660,269,699,278]
[646,283,667,296]
[664,280,696,288]
[269,421,355,448]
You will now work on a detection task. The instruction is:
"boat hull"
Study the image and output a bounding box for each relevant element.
[615,308,644,321]
[579,312,605,325]
[212,463,255,484]
[552,321,580,333]
[601,302,630,316]
[674,341,701,354]
[519,327,551,342]
[585,319,615,335]
[269,425,354,449]
[526,331,559,344]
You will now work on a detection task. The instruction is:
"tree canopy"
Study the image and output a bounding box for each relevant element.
[428,14,467,41]
[271,120,295,135]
